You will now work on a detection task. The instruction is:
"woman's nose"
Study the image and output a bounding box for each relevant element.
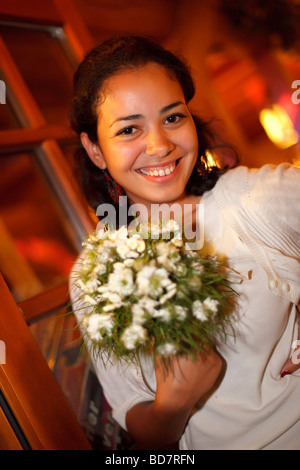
[145,128,175,157]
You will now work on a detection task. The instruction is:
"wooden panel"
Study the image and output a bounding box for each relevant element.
[0,405,23,450]
[0,273,91,450]
[0,125,75,151]
[53,0,95,60]
[0,0,61,24]
[0,217,43,300]
[18,282,69,325]
[71,0,176,42]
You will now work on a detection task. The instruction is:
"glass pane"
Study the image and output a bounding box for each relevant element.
[0,25,74,126]
[0,150,78,301]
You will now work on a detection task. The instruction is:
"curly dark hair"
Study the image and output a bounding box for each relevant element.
[69,35,238,219]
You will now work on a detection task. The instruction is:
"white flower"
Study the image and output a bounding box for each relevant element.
[153,307,171,322]
[126,237,139,251]
[136,238,146,253]
[156,256,175,272]
[123,258,135,267]
[106,267,134,297]
[103,239,116,249]
[161,219,181,237]
[192,300,208,321]
[108,226,128,241]
[174,263,187,277]
[149,224,161,238]
[84,294,98,306]
[121,324,147,350]
[156,242,172,257]
[97,247,113,263]
[103,303,122,312]
[191,260,204,274]
[138,297,159,316]
[84,313,114,341]
[99,287,123,311]
[159,284,177,304]
[95,228,106,240]
[112,262,126,271]
[174,305,188,320]
[136,266,156,296]
[80,259,93,274]
[140,267,171,299]
[157,241,179,258]
[93,263,107,275]
[133,297,159,316]
[116,226,128,239]
[132,303,146,325]
[203,297,219,314]
[171,237,183,247]
[157,342,178,356]
[116,242,131,259]
[106,292,122,304]
[83,276,100,294]
[124,233,146,253]
[156,242,181,274]
[116,239,140,259]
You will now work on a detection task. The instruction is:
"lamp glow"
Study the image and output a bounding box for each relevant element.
[259,104,298,149]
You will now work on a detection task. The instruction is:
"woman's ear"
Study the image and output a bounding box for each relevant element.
[80,132,107,170]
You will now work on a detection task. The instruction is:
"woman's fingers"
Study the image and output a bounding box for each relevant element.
[154,350,223,411]
[281,324,300,378]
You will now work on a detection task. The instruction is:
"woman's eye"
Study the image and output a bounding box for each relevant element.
[117,126,136,136]
[165,113,186,124]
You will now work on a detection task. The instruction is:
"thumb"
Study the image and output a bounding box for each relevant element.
[281,339,300,378]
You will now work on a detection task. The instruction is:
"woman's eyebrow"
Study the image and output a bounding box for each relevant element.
[160,101,184,114]
[110,114,142,127]
[110,101,184,127]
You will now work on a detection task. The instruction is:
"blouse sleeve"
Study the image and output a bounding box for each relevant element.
[212,163,300,304]
[246,163,300,244]
[91,354,156,431]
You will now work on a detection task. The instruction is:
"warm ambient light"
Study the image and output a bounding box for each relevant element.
[259,104,299,149]
[205,150,220,168]
[293,155,300,168]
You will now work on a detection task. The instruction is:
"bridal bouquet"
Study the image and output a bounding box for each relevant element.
[73,221,236,366]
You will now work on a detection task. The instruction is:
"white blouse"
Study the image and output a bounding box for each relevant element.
[71,164,300,450]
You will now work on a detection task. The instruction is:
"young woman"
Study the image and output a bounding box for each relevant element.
[69,35,300,450]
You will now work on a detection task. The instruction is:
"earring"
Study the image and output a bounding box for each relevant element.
[105,171,125,203]
[196,156,208,180]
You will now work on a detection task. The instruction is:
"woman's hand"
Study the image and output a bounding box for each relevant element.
[126,349,222,449]
[281,322,300,378]
[154,349,223,413]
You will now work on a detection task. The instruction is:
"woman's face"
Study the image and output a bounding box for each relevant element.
[89,63,198,211]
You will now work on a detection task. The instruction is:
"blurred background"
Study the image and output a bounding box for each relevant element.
[0,0,299,449]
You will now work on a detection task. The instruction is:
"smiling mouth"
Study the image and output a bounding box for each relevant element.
[138,159,180,177]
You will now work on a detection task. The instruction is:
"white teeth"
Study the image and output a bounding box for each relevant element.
[140,163,176,177]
